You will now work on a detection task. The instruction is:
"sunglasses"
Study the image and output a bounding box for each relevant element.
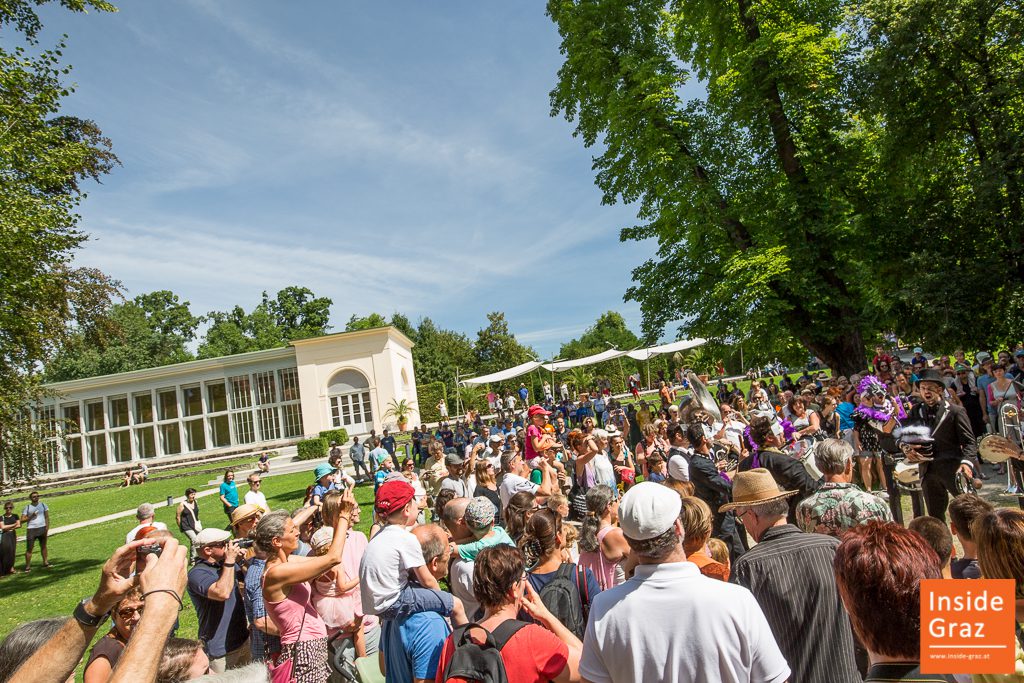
[117,605,144,620]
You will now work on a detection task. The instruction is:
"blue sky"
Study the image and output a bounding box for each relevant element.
[37,1,656,358]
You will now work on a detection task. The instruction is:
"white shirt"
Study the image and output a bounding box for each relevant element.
[581,561,789,683]
[244,490,269,511]
[22,502,48,530]
[125,520,167,545]
[667,447,691,482]
[450,558,480,620]
[358,524,426,615]
[499,472,539,509]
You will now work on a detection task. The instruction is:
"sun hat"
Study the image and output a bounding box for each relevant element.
[194,527,232,547]
[719,468,799,512]
[464,497,496,530]
[310,526,334,551]
[488,434,504,444]
[618,482,683,541]
[1015,350,1024,358]
[313,463,337,482]
[914,347,924,354]
[976,351,992,363]
[527,405,550,417]
[231,504,262,527]
[375,480,415,514]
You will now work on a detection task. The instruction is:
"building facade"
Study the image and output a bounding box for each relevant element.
[36,327,418,474]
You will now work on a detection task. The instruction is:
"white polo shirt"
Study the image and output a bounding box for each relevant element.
[498,473,538,510]
[580,561,790,683]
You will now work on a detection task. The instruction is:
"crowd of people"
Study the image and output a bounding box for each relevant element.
[2,345,1024,683]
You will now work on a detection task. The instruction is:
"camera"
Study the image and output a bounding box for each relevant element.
[136,543,162,565]
[234,538,255,549]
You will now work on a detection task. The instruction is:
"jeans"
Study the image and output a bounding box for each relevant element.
[378,584,453,621]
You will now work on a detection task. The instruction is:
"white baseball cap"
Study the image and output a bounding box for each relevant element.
[618,482,682,541]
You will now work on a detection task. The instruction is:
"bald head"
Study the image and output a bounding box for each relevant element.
[413,524,451,580]
[442,497,471,542]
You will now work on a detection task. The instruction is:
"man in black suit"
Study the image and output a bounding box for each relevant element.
[905,369,980,521]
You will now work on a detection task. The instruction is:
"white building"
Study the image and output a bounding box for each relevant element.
[35,327,419,474]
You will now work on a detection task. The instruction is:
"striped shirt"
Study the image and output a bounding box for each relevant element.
[731,524,861,683]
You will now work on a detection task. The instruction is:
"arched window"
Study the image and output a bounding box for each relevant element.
[327,369,373,433]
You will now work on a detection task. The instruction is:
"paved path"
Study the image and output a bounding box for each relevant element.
[22,450,318,538]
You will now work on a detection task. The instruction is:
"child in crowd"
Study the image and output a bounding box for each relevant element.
[646,453,667,483]
[948,493,994,579]
[359,480,467,625]
[373,456,393,492]
[707,537,731,579]
[908,516,954,579]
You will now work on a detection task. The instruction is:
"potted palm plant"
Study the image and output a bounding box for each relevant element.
[383,398,416,432]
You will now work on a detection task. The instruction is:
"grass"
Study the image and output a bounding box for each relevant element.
[0,471,377,658]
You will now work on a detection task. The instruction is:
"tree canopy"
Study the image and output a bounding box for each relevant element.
[547,0,1024,374]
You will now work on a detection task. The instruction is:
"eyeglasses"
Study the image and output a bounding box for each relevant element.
[117,605,144,619]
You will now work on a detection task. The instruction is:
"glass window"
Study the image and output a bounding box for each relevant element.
[135,427,156,458]
[230,376,252,409]
[160,423,181,455]
[41,442,59,474]
[37,405,57,439]
[207,382,228,413]
[182,385,203,417]
[232,411,255,444]
[134,393,154,424]
[62,403,81,434]
[184,418,206,452]
[88,433,107,466]
[65,437,83,470]
[109,396,129,428]
[157,389,178,420]
[254,371,277,405]
[209,414,231,447]
[258,406,280,440]
[111,430,132,462]
[362,393,373,422]
[281,403,303,438]
[85,400,105,432]
[279,367,300,402]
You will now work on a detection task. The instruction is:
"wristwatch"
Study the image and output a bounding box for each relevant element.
[73,599,110,628]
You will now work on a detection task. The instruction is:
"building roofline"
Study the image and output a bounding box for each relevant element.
[42,326,414,394]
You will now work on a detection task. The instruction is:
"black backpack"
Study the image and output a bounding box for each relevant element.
[440,620,529,683]
[537,563,589,639]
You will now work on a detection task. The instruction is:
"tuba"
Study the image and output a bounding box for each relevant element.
[999,402,1023,494]
[686,372,722,423]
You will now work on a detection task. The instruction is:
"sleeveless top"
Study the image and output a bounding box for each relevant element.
[265,580,328,644]
[578,526,625,591]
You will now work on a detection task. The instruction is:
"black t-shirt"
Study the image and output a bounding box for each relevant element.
[951,557,982,579]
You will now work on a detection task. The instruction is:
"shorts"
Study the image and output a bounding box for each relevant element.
[26,527,47,552]
[858,450,878,460]
[527,456,544,471]
[378,584,453,621]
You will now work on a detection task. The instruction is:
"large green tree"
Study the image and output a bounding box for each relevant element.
[547,0,1024,372]
[198,288,332,359]
[474,312,535,374]
[852,0,1024,350]
[1,0,120,483]
[46,290,199,380]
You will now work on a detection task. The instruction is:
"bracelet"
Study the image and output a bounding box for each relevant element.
[142,589,184,611]
[222,562,236,568]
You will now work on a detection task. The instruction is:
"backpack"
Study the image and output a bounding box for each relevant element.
[440,620,529,683]
[537,563,589,639]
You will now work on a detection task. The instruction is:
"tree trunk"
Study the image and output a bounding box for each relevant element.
[797,329,867,378]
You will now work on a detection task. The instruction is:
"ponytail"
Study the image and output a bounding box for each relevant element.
[579,484,614,553]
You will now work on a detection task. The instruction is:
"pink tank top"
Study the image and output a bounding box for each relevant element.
[578,526,622,591]
[265,581,328,645]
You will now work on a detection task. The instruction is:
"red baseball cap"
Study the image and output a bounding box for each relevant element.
[527,405,550,417]
[375,480,415,514]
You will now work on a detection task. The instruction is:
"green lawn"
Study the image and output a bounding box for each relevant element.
[0,470,377,676]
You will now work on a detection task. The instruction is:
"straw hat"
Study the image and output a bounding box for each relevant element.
[231,503,262,527]
[719,468,798,512]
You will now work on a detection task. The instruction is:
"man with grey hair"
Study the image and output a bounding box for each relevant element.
[124,503,166,544]
[727,468,860,683]
[796,437,892,537]
[581,482,789,683]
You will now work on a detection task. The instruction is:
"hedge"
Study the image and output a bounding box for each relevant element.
[318,428,349,445]
[296,437,328,461]
[417,381,447,423]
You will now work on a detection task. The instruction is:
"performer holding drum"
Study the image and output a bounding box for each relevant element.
[903,369,980,521]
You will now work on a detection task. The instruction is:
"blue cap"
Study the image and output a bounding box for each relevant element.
[313,463,337,482]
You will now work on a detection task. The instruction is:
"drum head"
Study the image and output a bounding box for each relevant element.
[979,434,1021,464]
[894,461,920,485]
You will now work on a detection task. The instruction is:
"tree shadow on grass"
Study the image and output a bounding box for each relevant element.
[0,558,99,593]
